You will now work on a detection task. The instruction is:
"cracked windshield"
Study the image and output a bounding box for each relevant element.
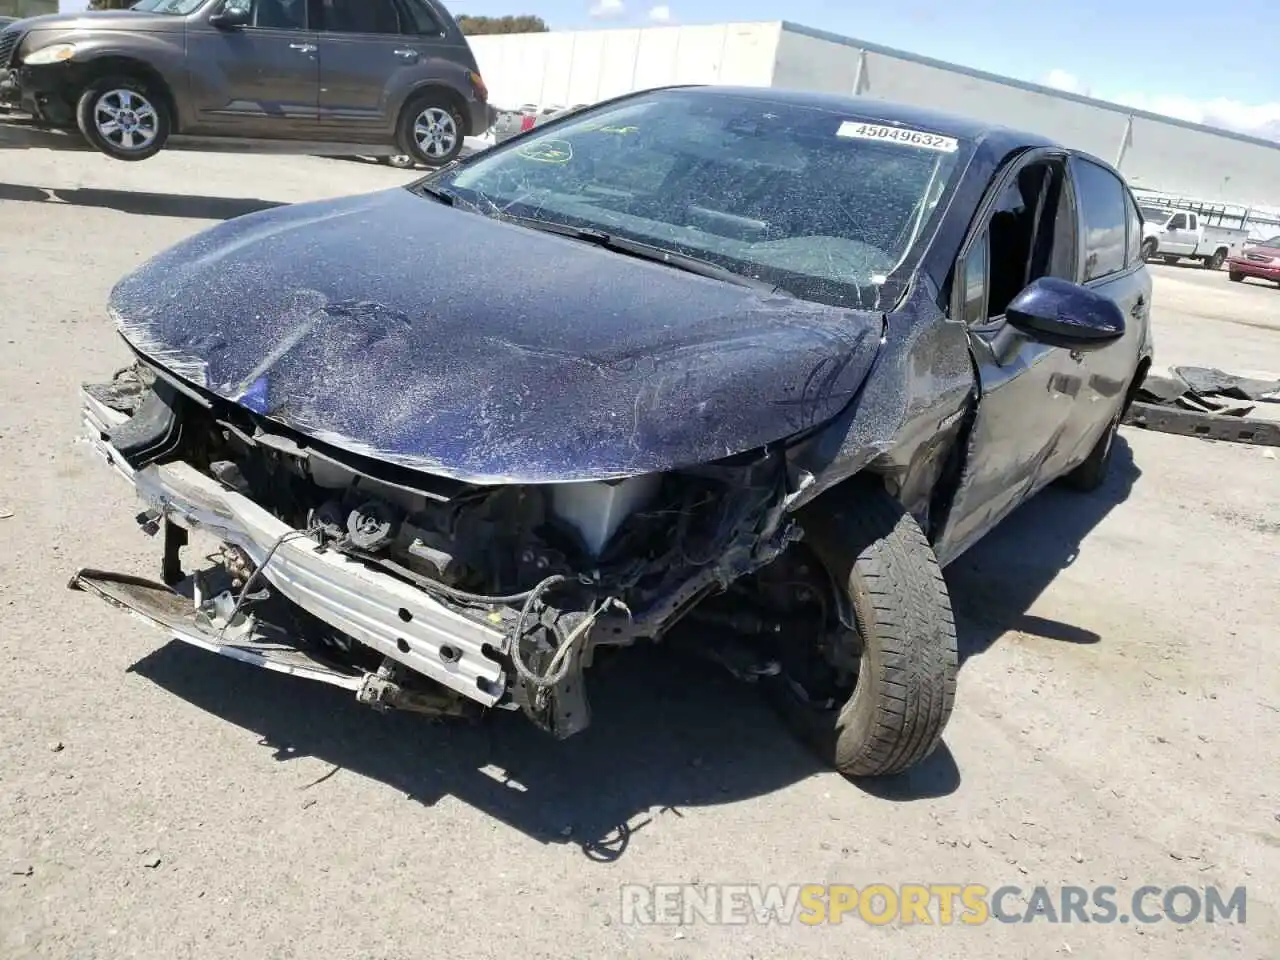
[440,89,962,308]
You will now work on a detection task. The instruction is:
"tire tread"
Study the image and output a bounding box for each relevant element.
[803,486,958,777]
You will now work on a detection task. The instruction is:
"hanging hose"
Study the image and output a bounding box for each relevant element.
[213,525,322,645]
[508,574,631,690]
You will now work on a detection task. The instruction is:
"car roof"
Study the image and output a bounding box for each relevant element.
[657,84,1060,154]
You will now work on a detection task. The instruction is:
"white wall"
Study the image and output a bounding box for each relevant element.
[468,22,779,111]
[771,27,861,94]
[466,21,1280,208]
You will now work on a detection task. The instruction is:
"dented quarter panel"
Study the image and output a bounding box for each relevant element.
[785,278,975,526]
[108,188,883,485]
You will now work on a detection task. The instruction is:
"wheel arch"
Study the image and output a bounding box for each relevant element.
[1121,354,1152,421]
[400,82,471,135]
[76,56,179,130]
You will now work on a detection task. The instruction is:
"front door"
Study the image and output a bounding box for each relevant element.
[1047,157,1150,473]
[314,0,446,137]
[1161,212,1196,254]
[933,152,1083,567]
[186,0,320,138]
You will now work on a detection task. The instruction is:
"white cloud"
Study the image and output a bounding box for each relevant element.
[1044,69,1082,94]
[648,4,672,21]
[1044,68,1280,142]
[1114,92,1280,141]
[589,0,624,17]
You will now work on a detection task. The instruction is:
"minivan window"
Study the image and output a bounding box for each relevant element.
[399,0,446,34]
[1069,157,1127,281]
[438,90,969,310]
[225,0,305,29]
[316,0,401,33]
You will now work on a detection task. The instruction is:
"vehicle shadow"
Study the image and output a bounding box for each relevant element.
[944,436,1142,664]
[123,443,1139,848]
[128,641,836,859]
[0,181,284,220]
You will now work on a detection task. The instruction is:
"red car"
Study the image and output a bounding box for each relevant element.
[1228,236,1280,286]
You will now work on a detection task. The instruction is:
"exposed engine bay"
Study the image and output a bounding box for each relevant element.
[74,362,841,739]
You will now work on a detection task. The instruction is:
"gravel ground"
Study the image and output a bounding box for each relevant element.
[1,149,1277,959]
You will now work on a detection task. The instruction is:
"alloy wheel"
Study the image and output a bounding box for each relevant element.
[413,107,459,159]
[92,88,159,153]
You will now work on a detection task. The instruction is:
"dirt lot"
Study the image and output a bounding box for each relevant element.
[1,149,1277,959]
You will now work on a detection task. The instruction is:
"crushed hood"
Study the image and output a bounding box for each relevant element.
[108,188,882,484]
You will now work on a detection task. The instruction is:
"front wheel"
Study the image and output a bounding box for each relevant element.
[75,76,169,161]
[397,94,465,167]
[771,483,958,778]
[1229,270,1244,282]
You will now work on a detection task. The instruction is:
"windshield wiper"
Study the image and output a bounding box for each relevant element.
[498,214,785,296]
[416,183,457,206]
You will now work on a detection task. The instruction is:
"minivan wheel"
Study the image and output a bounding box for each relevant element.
[76,76,169,161]
[768,483,958,779]
[398,94,464,166]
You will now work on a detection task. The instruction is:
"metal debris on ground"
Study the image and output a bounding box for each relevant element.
[1124,366,1280,446]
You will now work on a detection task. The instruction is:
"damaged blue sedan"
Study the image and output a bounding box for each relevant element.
[74,86,1152,778]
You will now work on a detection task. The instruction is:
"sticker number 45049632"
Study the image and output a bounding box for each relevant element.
[837,121,959,153]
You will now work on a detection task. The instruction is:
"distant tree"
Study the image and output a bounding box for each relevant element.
[457,14,549,35]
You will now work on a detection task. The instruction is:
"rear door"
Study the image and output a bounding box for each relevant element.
[314,0,450,136]
[1048,156,1149,474]
[932,150,1083,566]
[186,0,320,137]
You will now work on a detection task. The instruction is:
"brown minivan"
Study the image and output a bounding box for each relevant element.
[0,0,492,164]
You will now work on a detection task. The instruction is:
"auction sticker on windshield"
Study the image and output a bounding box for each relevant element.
[837,122,959,153]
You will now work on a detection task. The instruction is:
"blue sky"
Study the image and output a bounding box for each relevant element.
[58,0,1280,135]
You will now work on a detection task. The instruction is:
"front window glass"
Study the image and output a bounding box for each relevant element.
[435,90,968,309]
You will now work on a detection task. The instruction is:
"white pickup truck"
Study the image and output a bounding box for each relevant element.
[1139,206,1248,269]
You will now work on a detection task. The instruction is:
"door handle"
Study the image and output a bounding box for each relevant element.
[289,42,316,53]
[393,48,419,59]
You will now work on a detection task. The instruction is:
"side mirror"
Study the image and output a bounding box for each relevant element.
[1005,276,1126,349]
[209,4,251,28]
